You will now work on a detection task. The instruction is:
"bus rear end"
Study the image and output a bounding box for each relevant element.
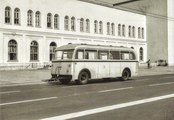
[50,49,74,84]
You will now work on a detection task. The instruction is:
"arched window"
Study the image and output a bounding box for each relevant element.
[50,42,57,60]
[94,20,98,34]
[8,40,17,61]
[128,26,131,37]
[107,22,110,35]
[132,26,135,38]
[14,8,20,25]
[122,24,125,37]
[35,11,41,27]
[139,47,144,61]
[138,27,141,38]
[64,16,69,30]
[111,23,115,35]
[47,13,52,28]
[30,41,38,61]
[27,10,33,26]
[71,17,75,31]
[86,19,90,33]
[142,28,144,39]
[54,14,59,29]
[118,24,121,36]
[131,46,134,49]
[80,18,84,32]
[5,6,11,24]
[99,21,103,34]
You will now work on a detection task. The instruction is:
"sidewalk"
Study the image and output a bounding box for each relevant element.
[0,66,174,87]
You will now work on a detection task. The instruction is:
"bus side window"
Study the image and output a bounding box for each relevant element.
[110,51,120,60]
[76,50,84,59]
[98,51,108,60]
[130,52,136,60]
[85,50,97,60]
[121,51,130,60]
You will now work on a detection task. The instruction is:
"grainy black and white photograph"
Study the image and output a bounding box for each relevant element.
[0,0,174,120]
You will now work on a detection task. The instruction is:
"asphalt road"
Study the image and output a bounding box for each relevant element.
[0,74,174,120]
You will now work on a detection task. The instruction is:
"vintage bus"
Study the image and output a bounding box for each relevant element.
[51,44,138,85]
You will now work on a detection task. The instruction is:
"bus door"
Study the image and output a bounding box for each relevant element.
[98,50,110,78]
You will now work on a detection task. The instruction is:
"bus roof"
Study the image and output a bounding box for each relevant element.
[56,43,134,51]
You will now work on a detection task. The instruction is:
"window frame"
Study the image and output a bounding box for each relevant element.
[14,8,20,25]
[64,16,69,31]
[30,41,39,61]
[8,40,18,61]
[27,10,33,26]
[47,13,52,28]
[5,6,11,24]
[35,11,41,27]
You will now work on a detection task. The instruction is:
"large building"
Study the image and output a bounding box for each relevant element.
[82,0,174,66]
[0,0,148,70]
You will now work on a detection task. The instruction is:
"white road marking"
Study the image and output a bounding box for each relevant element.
[98,87,133,93]
[0,90,20,94]
[41,93,174,120]
[0,97,57,106]
[149,82,174,86]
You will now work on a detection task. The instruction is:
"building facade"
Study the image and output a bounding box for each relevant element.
[0,0,147,70]
[109,0,174,66]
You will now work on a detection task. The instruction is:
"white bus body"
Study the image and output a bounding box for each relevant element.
[51,44,138,84]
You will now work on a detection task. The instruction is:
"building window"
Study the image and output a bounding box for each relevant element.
[122,24,125,37]
[118,24,121,36]
[54,14,59,29]
[64,16,69,30]
[35,11,41,27]
[47,13,52,28]
[94,20,98,34]
[107,22,110,35]
[50,42,57,60]
[132,26,135,38]
[14,8,20,25]
[8,40,17,61]
[138,27,141,38]
[71,17,75,31]
[30,41,38,61]
[128,26,131,37]
[27,10,33,26]
[99,21,103,34]
[111,23,115,35]
[86,19,90,33]
[140,47,144,61]
[5,6,11,24]
[80,18,84,32]
[131,46,134,49]
[142,28,144,39]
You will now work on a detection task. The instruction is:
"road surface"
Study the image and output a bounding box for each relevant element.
[0,74,174,120]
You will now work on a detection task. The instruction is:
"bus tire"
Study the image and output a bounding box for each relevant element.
[76,71,90,85]
[121,69,130,81]
[59,79,71,85]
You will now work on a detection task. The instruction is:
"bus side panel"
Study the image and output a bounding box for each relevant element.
[73,62,98,80]
[98,62,110,78]
[109,62,121,77]
[131,62,138,76]
[120,62,137,77]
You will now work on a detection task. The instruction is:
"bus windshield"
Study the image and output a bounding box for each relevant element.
[55,50,74,60]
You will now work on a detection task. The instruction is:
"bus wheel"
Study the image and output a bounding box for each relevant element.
[59,79,71,85]
[122,69,130,81]
[76,71,89,85]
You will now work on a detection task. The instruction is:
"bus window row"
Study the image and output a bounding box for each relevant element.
[75,49,136,60]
